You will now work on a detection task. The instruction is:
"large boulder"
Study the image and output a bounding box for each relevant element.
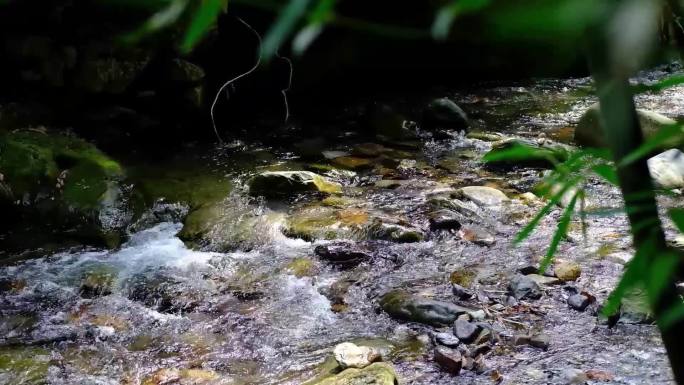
[422,98,469,132]
[0,129,126,246]
[575,103,677,148]
[248,171,341,198]
[380,290,479,326]
[647,149,684,189]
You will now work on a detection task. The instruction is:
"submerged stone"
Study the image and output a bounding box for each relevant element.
[248,171,341,198]
[422,98,469,132]
[306,362,397,385]
[380,290,479,326]
[314,243,373,267]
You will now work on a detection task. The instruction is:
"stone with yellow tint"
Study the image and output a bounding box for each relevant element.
[248,171,341,198]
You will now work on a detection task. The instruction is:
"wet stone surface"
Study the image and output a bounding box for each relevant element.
[1,69,683,384]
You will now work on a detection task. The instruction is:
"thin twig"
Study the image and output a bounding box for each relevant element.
[275,50,293,123]
[210,17,263,143]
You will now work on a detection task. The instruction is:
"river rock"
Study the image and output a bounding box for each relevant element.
[314,243,373,267]
[331,156,374,170]
[366,104,415,141]
[568,293,591,311]
[429,209,462,231]
[434,346,463,375]
[455,186,509,206]
[380,290,479,326]
[648,149,684,189]
[529,333,550,350]
[422,98,469,132]
[79,267,116,298]
[434,332,461,347]
[453,319,480,344]
[575,103,677,148]
[0,129,126,247]
[452,283,473,300]
[248,171,341,198]
[554,261,581,282]
[333,342,380,369]
[508,275,542,300]
[368,219,424,243]
[308,362,397,385]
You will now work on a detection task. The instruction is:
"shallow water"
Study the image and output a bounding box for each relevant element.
[2,65,684,384]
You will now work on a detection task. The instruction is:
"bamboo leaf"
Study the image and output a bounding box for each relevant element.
[432,0,491,40]
[632,74,684,94]
[539,190,579,273]
[669,208,684,233]
[122,0,188,43]
[602,237,652,317]
[620,123,684,166]
[262,0,311,61]
[292,0,337,55]
[514,176,581,244]
[591,163,618,185]
[658,302,684,329]
[181,0,227,53]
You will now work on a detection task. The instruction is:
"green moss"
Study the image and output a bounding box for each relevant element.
[0,130,122,207]
[0,346,50,384]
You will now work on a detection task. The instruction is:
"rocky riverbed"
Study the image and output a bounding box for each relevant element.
[2,66,684,384]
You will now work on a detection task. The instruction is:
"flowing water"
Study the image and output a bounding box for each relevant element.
[2,66,684,385]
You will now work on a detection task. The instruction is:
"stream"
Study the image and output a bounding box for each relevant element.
[2,66,684,385]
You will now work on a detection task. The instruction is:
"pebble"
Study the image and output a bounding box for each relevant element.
[452,283,473,300]
[333,342,380,369]
[434,346,463,375]
[560,368,588,384]
[555,261,581,282]
[434,332,460,348]
[453,319,481,344]
[529,334,550,350]
[508,274,542,300]
[568,293,591,311]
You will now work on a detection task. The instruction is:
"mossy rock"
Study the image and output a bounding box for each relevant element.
[285,257,316,278]
[0,130,122,205]
[0,346,51,384]
[0,130,125,246]
[305,363,398,385]
[248,171,341,199]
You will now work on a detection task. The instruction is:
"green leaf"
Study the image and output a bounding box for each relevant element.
[669,208,684,233]
[658,302,684,329]
[632,74,684,94]
[539,190,579,273]
[482,142,560,165]
[591,163,618,185]
[432,0,491,40]
[620,123,684,166]
[602,236,653,317]
[122,0,189,43]
[292,0,337,55]
[645,251,679,307]
[181,0,227,53]
[514,176,581,244]
[262,0,311,61]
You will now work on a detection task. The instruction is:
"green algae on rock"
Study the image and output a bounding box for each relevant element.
[248,171,341,198]
[304,362,398,385]
[0,129,125,246]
